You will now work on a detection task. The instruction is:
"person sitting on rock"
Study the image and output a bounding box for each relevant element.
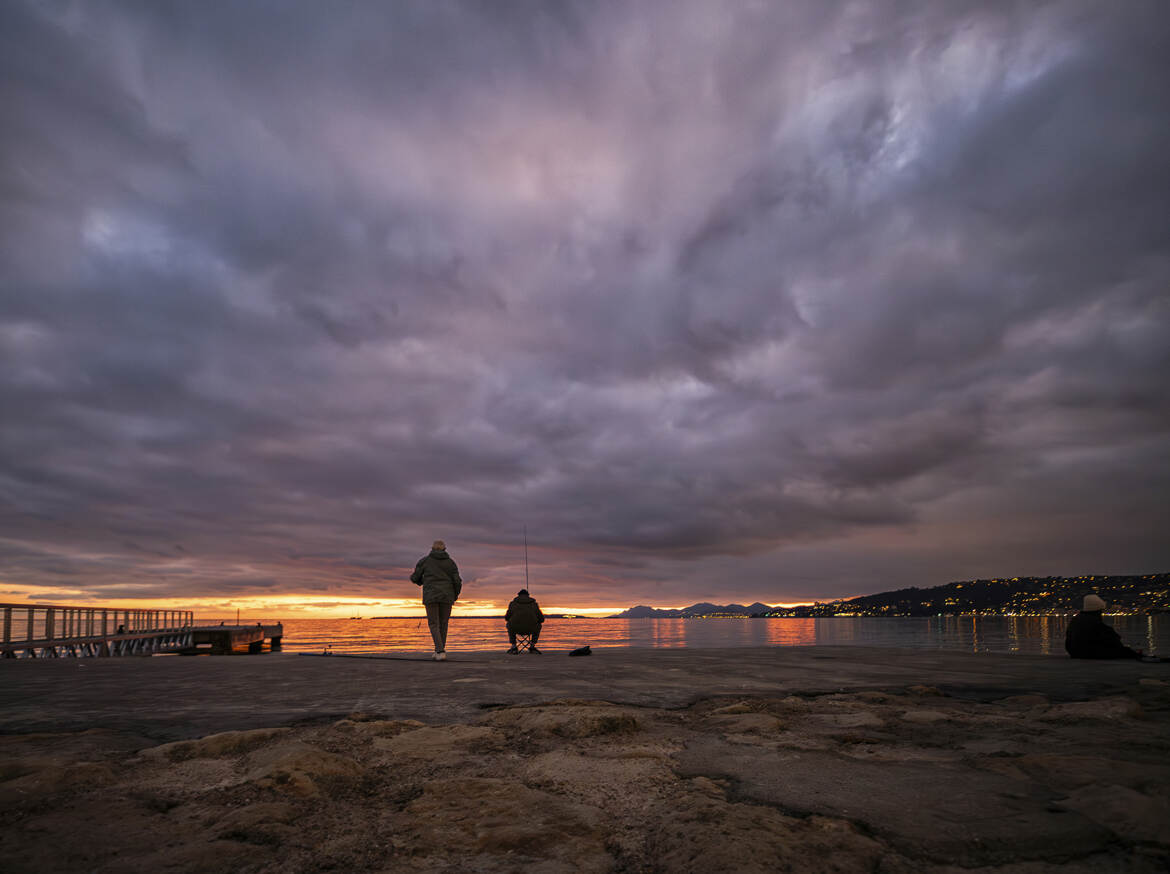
[1065,594,1142,659]
[505,589,544,654]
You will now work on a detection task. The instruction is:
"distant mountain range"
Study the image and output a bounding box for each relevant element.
[609,573,1170,618]
[611,602,773,618]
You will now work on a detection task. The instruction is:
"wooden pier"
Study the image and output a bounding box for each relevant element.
[186,623,284,655]
[1,604,282,658]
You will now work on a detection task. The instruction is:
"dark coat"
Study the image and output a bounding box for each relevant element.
[1064,611,1140,659]
[411,549,462,605]
[505,594,544,633]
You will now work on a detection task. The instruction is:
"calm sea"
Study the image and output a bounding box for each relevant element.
[220,615,1170,657]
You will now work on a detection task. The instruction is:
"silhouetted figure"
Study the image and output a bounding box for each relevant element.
[505,588,544,654]
[1065,594,1141,660]
[411,539,462,661]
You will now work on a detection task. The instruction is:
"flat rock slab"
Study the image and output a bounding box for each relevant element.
[3,645,1167,740]
[675,739,1114,866]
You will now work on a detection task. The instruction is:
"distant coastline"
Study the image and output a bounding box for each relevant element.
[609,573,1170,619]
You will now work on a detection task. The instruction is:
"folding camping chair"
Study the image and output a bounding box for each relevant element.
[507,617,540,653]
[513,630,535,653]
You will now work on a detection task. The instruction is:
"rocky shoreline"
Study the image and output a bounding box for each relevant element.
[1,648,1168,872]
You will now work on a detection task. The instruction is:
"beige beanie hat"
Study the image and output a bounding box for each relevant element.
[1082,594,1106,611]
[431,539,446,551]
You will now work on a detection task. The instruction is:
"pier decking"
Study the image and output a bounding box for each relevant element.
[187,623,284,654]
[0,604,282,658]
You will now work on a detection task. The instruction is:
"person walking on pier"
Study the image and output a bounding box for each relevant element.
[411,539,462,661]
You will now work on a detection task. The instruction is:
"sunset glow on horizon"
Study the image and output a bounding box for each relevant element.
[0,590,813,620]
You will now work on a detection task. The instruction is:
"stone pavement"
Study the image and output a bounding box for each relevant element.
[1,644,1164,740]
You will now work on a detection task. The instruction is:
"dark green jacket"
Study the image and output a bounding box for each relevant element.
[411,549,462,605]
[505,594,544,633]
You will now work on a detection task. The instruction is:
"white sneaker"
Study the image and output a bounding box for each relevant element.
[436,652,447,661]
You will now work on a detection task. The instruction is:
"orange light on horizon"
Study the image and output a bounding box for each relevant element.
[0,591,635,619]
[1,584,814,618]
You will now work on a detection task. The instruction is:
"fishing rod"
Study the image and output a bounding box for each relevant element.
[524,524,530,592]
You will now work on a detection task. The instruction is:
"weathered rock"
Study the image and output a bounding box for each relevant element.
[212,801,298,831]
[674,737,1116,867]
[710,701,755,715]
[114,839,258,874]
[1041,697,1143,722]
[142,727,290,761]
[762,730,834,752]
[1057,783,1170,845]
[245,741,362,797]
[598,744,678,759]
[0,728,151,762]
[979,754,1163,793]
[521,748,676,810]
[688,775,728,798]
[773,695,811,711]
[907,685,943,697]
[923,858,1167,874]
[997,694,1050,711]
[213,801,300,845]
[374,723,504,757]
[901,709,949,724]
[0,756,65,782]
[648,794,890,874]
[843,743,961,763]
[0,761,115,806]
[399,777,612,871]
[811,710,886,730]
[961,736,1031,757]
[482,701,640,738]
[333,717,425,737]
[707,712,785,734]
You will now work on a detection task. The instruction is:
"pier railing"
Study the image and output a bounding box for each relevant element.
[1,603,194,658]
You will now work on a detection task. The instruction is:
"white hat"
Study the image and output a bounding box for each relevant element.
[1083,594,1106,611]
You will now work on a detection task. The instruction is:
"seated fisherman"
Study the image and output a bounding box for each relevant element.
[505,589,544,654]
[1065,594,1142,659]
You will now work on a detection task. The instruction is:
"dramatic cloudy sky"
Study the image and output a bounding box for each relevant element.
[2,1,1168,614]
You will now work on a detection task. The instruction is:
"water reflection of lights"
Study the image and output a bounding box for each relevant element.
[269,615,1168,655]
[1040,616,1053,656]
[776,618,817,646]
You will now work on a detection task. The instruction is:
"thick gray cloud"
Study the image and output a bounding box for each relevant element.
[2,0,1168,609]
